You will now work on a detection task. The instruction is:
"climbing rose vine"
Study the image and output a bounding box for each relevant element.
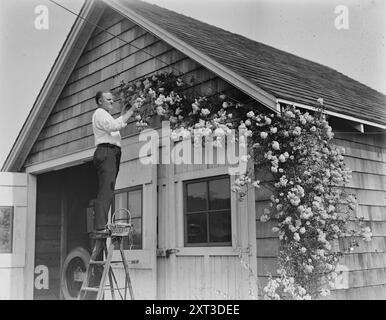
[114,71,372,299]
[249,101,372,299]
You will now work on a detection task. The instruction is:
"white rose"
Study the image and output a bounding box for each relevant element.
[304,265,314,273]
[293,127,301,136]
[272,141,280,150]
[279,154,286,163]
[213,127,225,137]
[260,215,269,222]
[260,132,268,139]
[200,108,210,116]
[252,180,260,188]
[247,111,255,118]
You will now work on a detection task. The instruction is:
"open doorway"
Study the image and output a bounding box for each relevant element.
[34,161,98,300]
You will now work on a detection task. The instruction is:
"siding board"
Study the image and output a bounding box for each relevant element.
[335,138,386,162]
[357,205,386,221]
[334,132,386,149]
[255,131,386,299]
[26,5,240,167]
[344,156,386,175]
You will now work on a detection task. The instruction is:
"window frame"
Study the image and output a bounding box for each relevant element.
[0,206,14,254]
[112,185,143,250]
[183,175,232,247]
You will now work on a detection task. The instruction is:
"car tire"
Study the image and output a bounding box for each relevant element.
[60,246,90,300]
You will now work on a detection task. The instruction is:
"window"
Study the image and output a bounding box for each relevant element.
[0,207,13,253]
[113,187,142,250]
[184,176,231,246]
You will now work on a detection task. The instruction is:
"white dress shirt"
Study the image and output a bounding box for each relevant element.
[92,108,127,147]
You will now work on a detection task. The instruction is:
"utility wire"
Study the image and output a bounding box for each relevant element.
[48,0,185,78]
[47,0,249,107]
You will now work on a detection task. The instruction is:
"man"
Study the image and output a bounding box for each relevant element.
[92,90,136,234]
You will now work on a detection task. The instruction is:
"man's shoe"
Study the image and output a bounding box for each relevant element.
[93,228,111,236]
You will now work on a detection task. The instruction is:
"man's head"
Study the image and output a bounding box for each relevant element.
[95,91,116,113]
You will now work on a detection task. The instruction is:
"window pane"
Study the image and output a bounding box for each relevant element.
[0,207,11,228]
[209,178,230,210]
[187,213,207,243]
[209,211,231,243]
[131,218,142,249]
[128,189,142,218]
[0,230,12,253]
[115,188,143,250]
[186,182,207,212]
[0,207,13,253]
[114,193,127,221]
[122,218,142,250]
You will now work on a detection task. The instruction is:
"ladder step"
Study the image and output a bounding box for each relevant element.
[89,260,106,265]
[79,236,135,300]
[89,260,139,265]
[103,287,130,291]
[81,286,99,292]
[111,260,139,264]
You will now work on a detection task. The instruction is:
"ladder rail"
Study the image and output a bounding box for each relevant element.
[78,235,134,300]
[119,240,135,300]
[96,242,114,300]
[109,267,124,299]
[78,240,105,300]
[107,269,116,300]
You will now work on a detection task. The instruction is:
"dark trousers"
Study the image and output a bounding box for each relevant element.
[93,144,122,230]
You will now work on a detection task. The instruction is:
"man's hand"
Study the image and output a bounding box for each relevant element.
[121,103,137,123]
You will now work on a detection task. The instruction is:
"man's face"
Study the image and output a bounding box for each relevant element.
[99,92,116,113]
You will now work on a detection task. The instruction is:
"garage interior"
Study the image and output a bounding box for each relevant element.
[34,161,98,300]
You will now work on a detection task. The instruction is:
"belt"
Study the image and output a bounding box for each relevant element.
[98,143,121,150]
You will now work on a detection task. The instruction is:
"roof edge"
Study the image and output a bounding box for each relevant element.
[277,98,386,130]
[104,0,279,111]
[2,0,103,172]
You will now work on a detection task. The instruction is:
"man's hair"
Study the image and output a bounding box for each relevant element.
[95,91,111,105]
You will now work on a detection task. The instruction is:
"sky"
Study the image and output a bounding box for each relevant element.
[0,0,385,169]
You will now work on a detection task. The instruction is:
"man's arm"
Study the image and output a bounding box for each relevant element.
[94,108,127,132]
[121,104,136,123]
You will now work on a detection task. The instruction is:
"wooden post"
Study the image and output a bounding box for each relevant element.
[59,186,67,300]
[24,173,37,300]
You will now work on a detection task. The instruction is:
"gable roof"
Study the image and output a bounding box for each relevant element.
[108,0,386,126]
[2,0,105,172]
[3,0,385,171]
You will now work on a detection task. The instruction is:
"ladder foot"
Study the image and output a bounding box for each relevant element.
[78,236,135,300]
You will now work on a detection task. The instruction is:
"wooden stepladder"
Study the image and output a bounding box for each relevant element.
[79,209,136,300]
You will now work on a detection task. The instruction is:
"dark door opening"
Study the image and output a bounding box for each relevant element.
[34,161,97,300]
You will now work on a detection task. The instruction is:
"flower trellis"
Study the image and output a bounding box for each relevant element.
[114,71,372,299]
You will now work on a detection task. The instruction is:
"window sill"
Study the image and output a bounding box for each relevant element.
[175,246,240,256]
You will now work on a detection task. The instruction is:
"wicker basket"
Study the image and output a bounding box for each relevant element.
[108,208,133,237]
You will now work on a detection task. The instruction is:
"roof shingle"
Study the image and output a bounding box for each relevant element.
[122,0,386,125]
